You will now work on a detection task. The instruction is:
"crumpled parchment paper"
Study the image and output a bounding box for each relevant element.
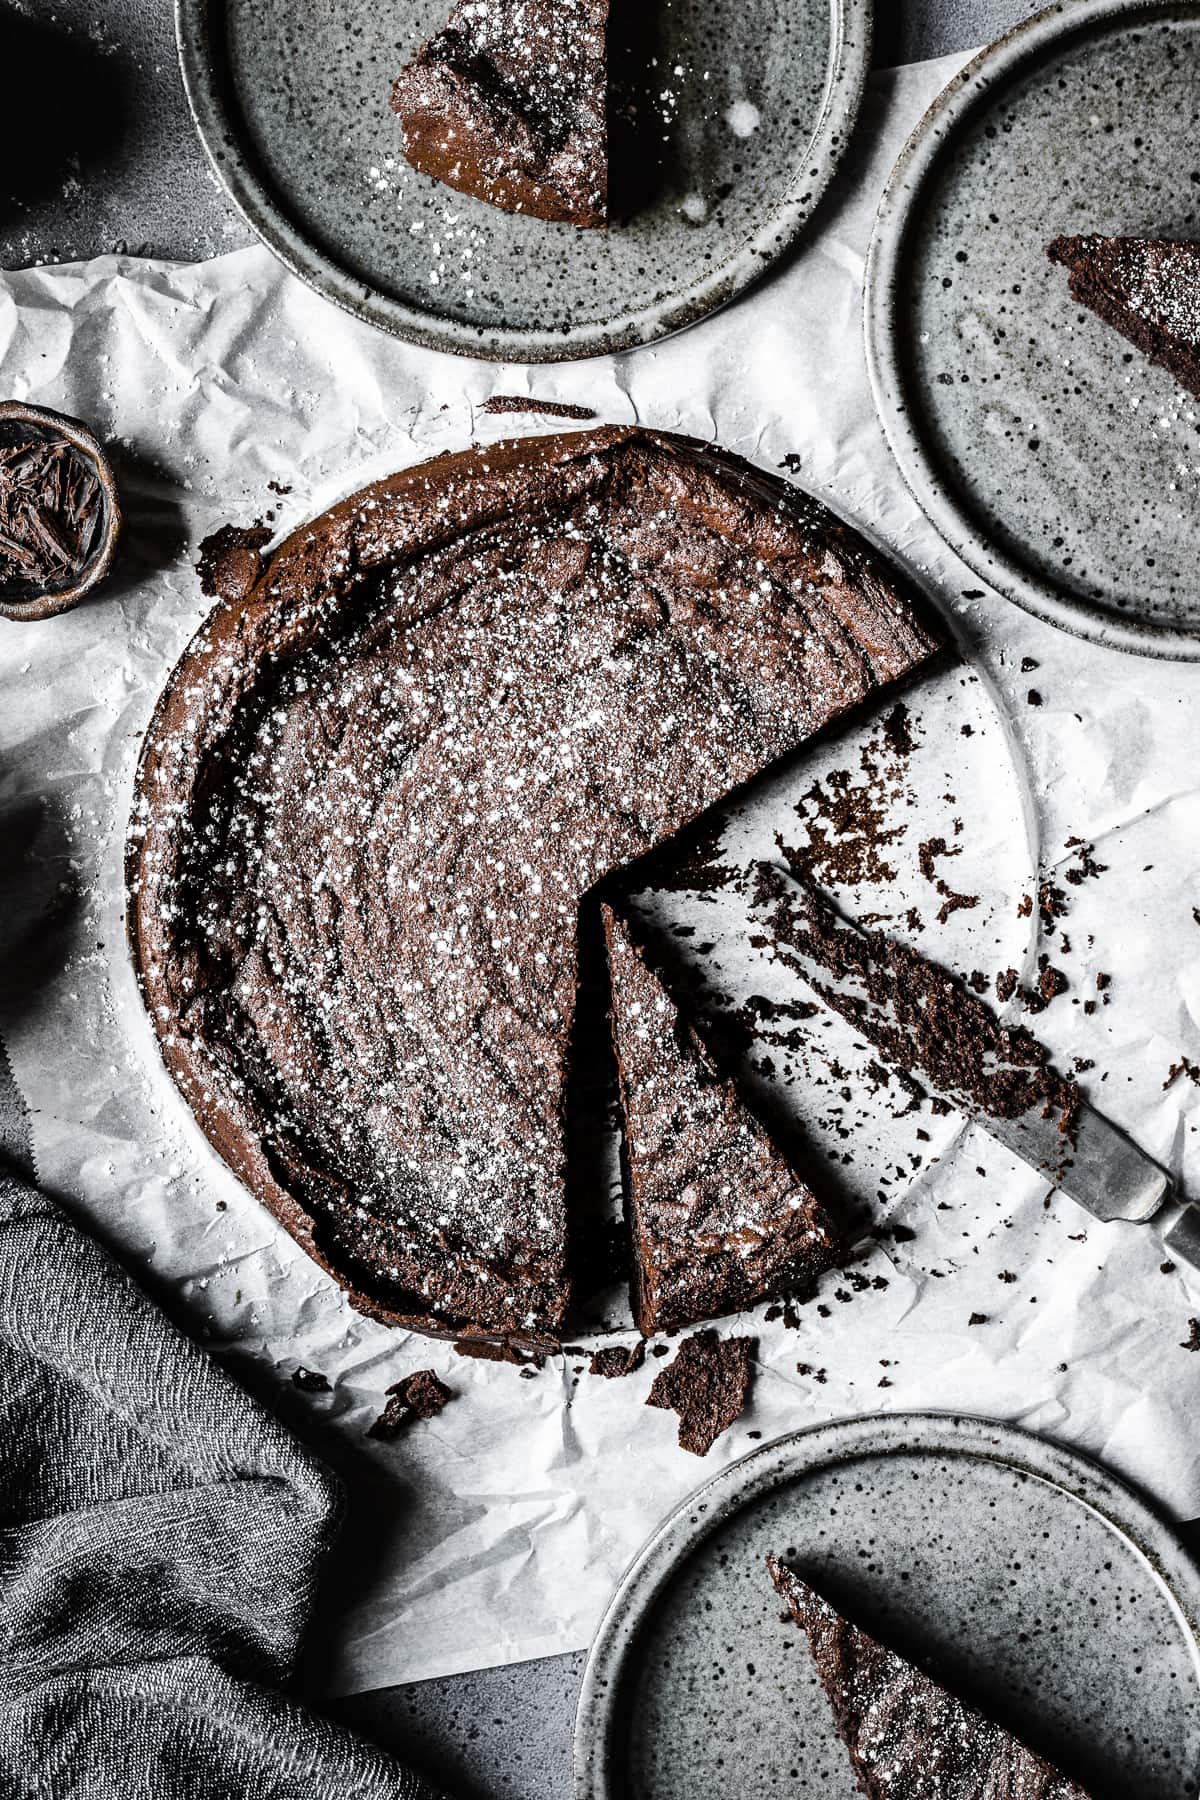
[2,51,1200,1693]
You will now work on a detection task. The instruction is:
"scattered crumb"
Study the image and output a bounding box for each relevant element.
[196,521,271,602]
[589,1341,646,1379]
[454,1338,546,1367]
[369,1368,454,1439]
[480,395,597,420]
[646,1330,756,1456]
[291,1367,330,1393]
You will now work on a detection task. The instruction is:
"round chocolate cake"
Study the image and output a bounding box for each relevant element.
[128,427,944,1342]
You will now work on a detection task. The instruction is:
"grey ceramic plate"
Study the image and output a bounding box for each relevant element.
[175,0,871,363]
[573,1412,1200,1799]
[866,1,1200,660]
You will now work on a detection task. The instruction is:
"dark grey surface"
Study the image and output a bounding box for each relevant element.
[0,3,1046,1798]
[2,0,1037,268]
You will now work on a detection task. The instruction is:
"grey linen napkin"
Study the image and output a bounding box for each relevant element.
[0,1160,440,1800]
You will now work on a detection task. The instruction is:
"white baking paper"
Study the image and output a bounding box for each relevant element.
[2,51,1200,1695]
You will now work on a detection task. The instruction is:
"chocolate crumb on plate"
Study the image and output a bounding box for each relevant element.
[1182,1320,1200,1353]
[767,1559,1097,1799]
[646,1329,756,1456]
[368,1368,454,1440]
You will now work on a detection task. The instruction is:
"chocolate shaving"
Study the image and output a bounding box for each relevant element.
[0,436,102,589]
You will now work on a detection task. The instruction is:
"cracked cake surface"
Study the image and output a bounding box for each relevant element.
[391,0,609,226]
[768,1559,1095,1799]
[1047,235,1200,402]
[603,905,841,1334]
[128,426,944,1342]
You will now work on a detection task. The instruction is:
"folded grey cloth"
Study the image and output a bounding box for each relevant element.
[0,1164,439,1800]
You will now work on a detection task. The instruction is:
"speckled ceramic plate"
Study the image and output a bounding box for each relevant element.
[573,1412,1200,1799]
[866,1,1200,660]
[174,0,870,362]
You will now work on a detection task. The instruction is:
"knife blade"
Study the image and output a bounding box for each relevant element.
[749,861,1189,1252]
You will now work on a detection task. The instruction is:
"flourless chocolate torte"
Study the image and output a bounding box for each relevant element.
[603,905,841,1334]
[128,427,944,1342]
[390,0,609,226]
[1047,235,1200,402]
[767,1559,1096,1799]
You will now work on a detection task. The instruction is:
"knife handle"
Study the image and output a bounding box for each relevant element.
[1161,1203,1200,1277]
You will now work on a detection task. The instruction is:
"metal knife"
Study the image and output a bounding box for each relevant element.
[750,862,1198,1268]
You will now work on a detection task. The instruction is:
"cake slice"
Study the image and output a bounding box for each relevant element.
[390,0,608,226]
[603,906,841,1335]
[1047,235,1200,402]
[767,1559,1097,1799]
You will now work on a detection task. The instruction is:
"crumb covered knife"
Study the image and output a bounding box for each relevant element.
[751,863,1183,1249]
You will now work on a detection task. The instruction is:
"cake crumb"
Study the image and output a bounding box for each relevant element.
[589,1341,646,1379]
[196,521,271,602]
[481,396,597,420]
[647,1330,756,1456]
[369,1368,454,1439]
[291,1367,330,1393]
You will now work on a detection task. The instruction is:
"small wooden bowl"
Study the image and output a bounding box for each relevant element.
[0,400,122,622]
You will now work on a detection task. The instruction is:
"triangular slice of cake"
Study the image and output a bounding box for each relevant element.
[603,906,841,1335]
[390,0,608,226]
[1047,235,1200,401]
[767,1559,1097,1799]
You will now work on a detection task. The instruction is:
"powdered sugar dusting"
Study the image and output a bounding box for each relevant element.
[129,429,942,1340]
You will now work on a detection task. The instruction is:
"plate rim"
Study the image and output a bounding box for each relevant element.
[571,1407,1200,1799]
[864,0,1200,663]
[174,0,874,364]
